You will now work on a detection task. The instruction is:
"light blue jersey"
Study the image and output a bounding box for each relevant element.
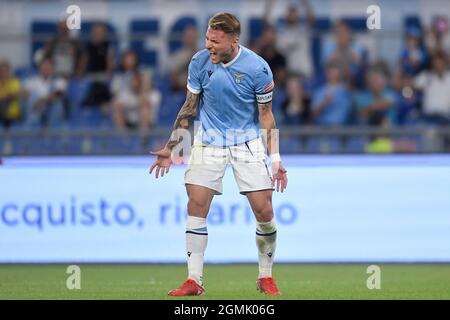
[187,45,274,147]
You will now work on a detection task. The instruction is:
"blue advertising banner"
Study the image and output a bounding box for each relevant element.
[0,155,449,262]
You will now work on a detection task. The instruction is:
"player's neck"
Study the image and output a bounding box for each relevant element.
[222,45,240,65]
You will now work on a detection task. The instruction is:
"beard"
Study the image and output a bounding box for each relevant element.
[219,46,236,64]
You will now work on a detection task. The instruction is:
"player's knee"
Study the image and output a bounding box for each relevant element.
[253,199,274,222]
[187,198,209,216]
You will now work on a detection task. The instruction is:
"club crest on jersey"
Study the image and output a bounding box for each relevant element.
[233,72,246,83]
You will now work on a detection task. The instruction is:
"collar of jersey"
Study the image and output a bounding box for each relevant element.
[221,45,242,68]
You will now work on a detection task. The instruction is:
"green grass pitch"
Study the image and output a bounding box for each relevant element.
[0,264,449,300]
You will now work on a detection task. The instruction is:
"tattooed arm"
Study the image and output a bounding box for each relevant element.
[166,91,200,150]
[149,91,200,178]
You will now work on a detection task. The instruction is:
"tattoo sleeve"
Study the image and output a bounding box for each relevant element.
[166,91,200,150]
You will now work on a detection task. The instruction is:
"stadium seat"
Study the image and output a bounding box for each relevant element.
[66,78,91,108]
[404,16,422,33]
[14,67,36,82]
[30,21,57,67]
[248,17,264,42]
[129,19,160,67]
[157,91,186,127]
[311,18,332,79]
[341,17,368,31]
[168,16,197,53]
[69,107,112,129]
[313,17,332,32]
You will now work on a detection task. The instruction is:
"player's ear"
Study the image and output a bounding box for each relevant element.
[232,35,239,48]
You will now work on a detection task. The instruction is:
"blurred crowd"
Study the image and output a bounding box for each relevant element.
[1,0,450,132]
[255,0,450,129]
[0,21,161,132]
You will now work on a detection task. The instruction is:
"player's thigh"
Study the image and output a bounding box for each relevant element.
[185,142,229,195]
[186,184,216,218]
[246,189,274,222]
[230,138,273,194]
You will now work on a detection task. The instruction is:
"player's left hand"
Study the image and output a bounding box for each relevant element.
[272,161,288,193]
[149,147,172,179]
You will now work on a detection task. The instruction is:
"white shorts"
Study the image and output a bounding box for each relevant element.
[184,137,273,195]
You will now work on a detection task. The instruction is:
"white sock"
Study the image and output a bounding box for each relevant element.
[186,216,208,285]
[256,218,277,279]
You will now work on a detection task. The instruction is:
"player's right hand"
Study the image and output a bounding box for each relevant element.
[149,147,172,178]
[271,161,288,193]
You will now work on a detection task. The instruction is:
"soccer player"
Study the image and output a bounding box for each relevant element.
[149,12,288,296]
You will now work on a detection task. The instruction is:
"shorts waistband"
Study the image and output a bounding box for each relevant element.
[194,138,259,148]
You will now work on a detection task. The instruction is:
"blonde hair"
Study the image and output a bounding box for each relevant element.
[208,12,241,36]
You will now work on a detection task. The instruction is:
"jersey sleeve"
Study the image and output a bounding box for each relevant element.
[254,61,274,104]
[186,55,202,95]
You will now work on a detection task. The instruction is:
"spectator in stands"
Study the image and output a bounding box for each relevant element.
[248,38,262,56]
[263,0,315,79]
[390,70,420,125]
[281,73,307,125]
[81,22,114,107]
[0,60,21,128]
[111,49,161,131]
[311,61,352,126]
[425,16,450,56]
[323,20,366,87]
[22,58,67,128]
[356,69,397,126]
[414,51,450,125]
[259,24,287,87]
[42,19,83,78]
[400,26,428,76]
[168,25,199,92]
